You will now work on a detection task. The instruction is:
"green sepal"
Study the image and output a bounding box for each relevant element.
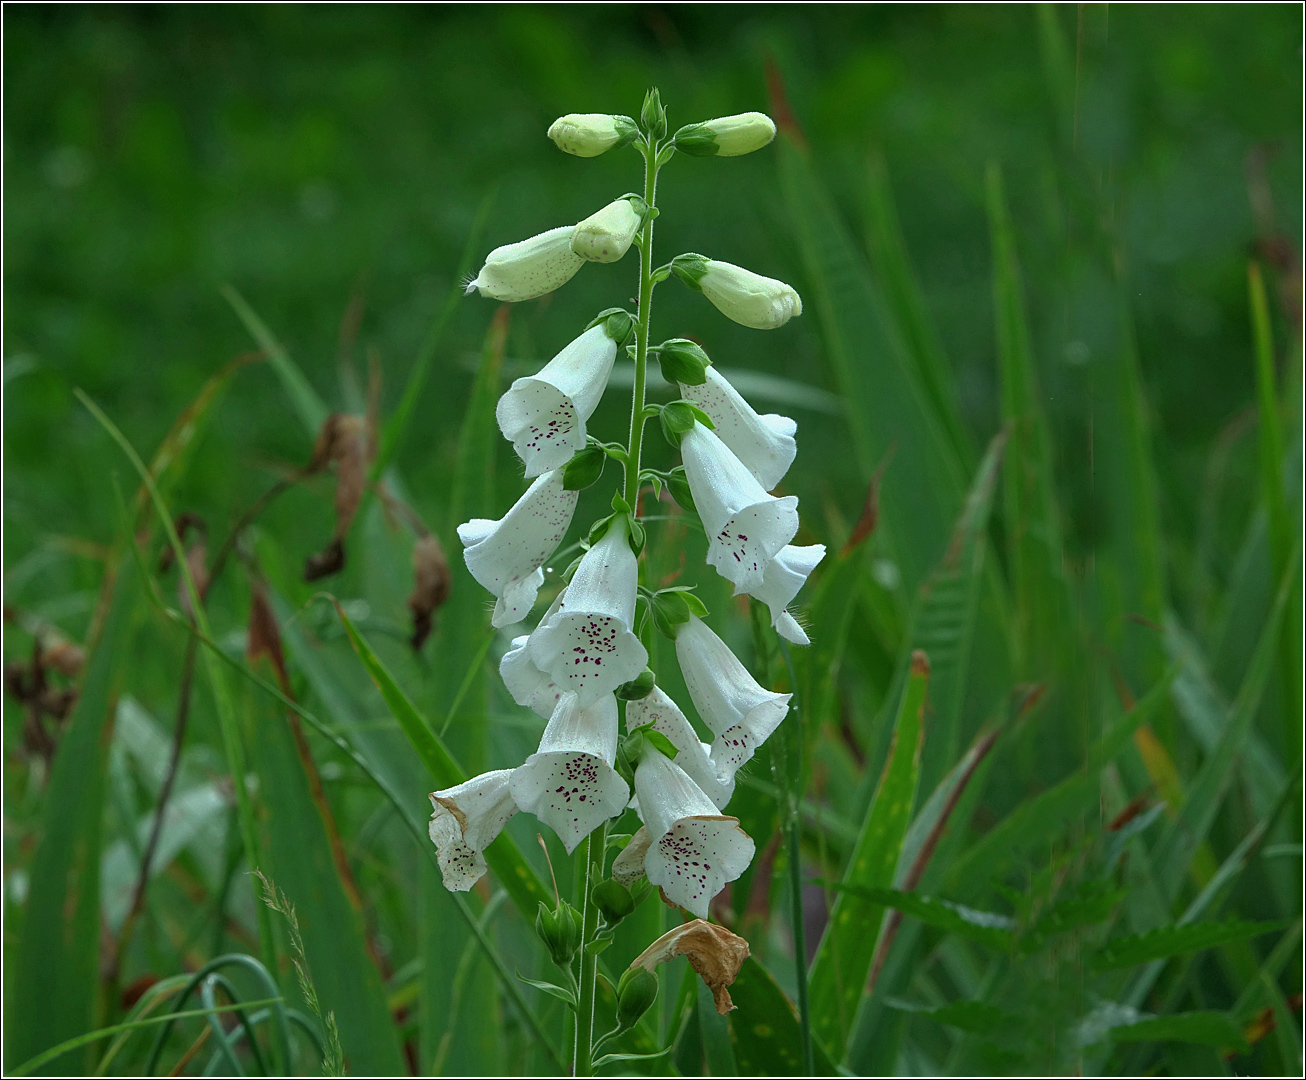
[656,339,711,386]
[616,668,657,700]
[562,445,606,491]
[670,253,709,291]
[586,515,617,547]
[627,515,646,555]
[648,587,707,638]
[611,492,633,515]
[640,470,664,500]
[672,122,719,157]
[587,307,637,347]
[655,142,678,168]
[666,467,696,514]
[612,115,640,149]
[615,968,659,1030]
[591,879,636,924]
[622,722,680,765]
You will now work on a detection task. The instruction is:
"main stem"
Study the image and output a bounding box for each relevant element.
[623,142,660,508]
[574,822,607,1077]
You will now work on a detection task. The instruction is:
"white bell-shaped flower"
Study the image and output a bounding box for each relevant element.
[465,226,585,302]
[499,633,564,719]
[529,517,648,706]
[680,422,799,592]
[679,366,797,491]
[457,470,578,627]
[627,687,733,809]
[700,260,802,330]
[496,324,618,477]
[572,198,642,263]
[634,750,755,919]
[428,770,519,891]
[510,692,629,853]
[675,615,791,774]
[744,544,826,646]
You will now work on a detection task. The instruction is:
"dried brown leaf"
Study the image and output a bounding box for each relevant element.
[631,919,751,1015]
[408,534,451,650]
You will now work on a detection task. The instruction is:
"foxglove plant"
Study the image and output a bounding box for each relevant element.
[432,89,818,1073]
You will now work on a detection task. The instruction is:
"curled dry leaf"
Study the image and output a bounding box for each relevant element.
[630,918,750,1015]
[408,533,452,650]
[304,413,369,582]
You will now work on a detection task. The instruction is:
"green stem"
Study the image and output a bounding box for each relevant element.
[574,822,608,1077]
[623,142,661,509]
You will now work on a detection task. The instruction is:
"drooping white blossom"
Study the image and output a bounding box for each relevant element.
[745,544,826,646]
[496,324,618,477]
[680,422,798,592]
[457,470,578,627]
[510,691,629,853]
[679,366,797,491]
[529,517,648,706]
[626,686,733,809]
[634,750,754,919]
[499,632,564,719]
[675,615,791,775]
[699,261,802,330]
[428,770,519,891]
[466,226,585,302]
[572,198,642,263]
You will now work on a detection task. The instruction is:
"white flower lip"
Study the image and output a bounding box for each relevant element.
[699,260,802,330]
[627,686,733,809]
[466,225,585,303]
[457,470,578,628]
[510,692,629,853]
[572,198,642,263]
[496,324,618,477]
[680,423,798,593]
[679,366,797,491]
[549,113,621,157]
[428,769,519,892]
[634,751,754,919]
[528,519,649,707]
[675,614,791,776]
[746,544,825,646]
[500,633,564,719]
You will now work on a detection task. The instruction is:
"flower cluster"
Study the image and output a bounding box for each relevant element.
[430,94,824,925]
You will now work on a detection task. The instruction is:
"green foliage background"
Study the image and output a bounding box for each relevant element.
[3,5,1301,1076]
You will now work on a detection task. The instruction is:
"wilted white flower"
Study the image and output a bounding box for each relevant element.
[466,226,585,302]
[548,113,637,158]
[679,366,797,491]
[528,517,649,706]
[680,422,798,593]
[510,691,629,852]
[457,470,578,627]
[675,615,791,774]
[675,112,776,158]
[633,749,754,919]
[745,544,825,646]
[429,770,519,891]
[496,324,618,477]
[572,198,642,263]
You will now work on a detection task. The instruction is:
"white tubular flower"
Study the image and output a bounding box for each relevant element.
[548,113,637,158]
[429,770,518,891]
[675,615,791,775]
[496,324,618,477]
[529,517,648,706]
[499,633,563,719]
[457,470,578,627]
[680,422,798,593]
[746,544,826,646]
[634,750,755,919]
[510,692,629,853]
[627,687,733,809]
[572,198,642,263]
[701,261,802,329]
[466,225,585,302]
[675,112,776,157]
[679,366,797,491]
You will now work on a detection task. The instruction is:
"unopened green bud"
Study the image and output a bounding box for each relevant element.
[656,339,711,386]
[640,88,667,141]
[616,967,659,1029]
[535,900,582,967]
[616,668,656,701]
[592,878,636,924]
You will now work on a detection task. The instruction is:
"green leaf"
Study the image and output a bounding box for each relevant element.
[514,973,577,1010]
[808,652,929,1057]
[1093,920,1285,971]
[833,885,1016,952]
[727,958,838,1076]
[6,558,137,1075]
[928,1000,1018,1034]
[1105,1011,1248,1051]
[243,660,405,1074]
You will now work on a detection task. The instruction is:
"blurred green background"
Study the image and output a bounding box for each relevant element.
[3,4,1301,1077]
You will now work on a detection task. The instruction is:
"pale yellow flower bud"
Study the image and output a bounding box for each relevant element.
[571,198,642,263]
[698,260,802,329]
[547,113,638,158]
[674,112,776,158]
[465,226,584,302]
